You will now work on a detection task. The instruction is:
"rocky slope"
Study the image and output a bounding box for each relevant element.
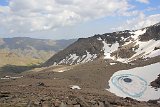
[0,57,160,107]
[44,23,160,66]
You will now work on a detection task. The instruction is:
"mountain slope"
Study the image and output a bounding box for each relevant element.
[0,37,76,52]
[41,23,160,102]
[44,23,160,66]
[0,37,76,66]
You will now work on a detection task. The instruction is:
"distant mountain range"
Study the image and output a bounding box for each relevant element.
[0,37,76,66]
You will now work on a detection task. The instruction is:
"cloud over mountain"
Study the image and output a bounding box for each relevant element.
[0,0,130,33]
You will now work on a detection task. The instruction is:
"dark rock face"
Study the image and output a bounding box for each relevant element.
[111,48,135,58]
[151,74,160,88]
[154,46,160,50]
[140,25,160,41]
[148,100,158,104]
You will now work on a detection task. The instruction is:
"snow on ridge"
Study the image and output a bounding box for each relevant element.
[131,40,160,60]
[107,62,160,101]
[145,49,160,58]
[57,51,97,65]
[131,29,147,40]
[154,22,160,27]
[81,51,97,63]
[102,40,119,60]
[97,37,102,41]
[116,40,160,63]
[102,28,160,63]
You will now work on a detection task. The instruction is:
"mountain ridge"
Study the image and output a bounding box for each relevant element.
[44,22,160,66]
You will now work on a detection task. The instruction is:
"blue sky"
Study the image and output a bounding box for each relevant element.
[0,0,160,40]
[0,0,8,6]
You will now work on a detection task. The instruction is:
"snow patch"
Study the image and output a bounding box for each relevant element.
[103,41,119,60]
[58,51,97,65]
[130,40,160,61]
[110,62,117,65]
[81,51,97,63]
[57,70,65,72]
[1,76,23,80]
[131,29,146,40]
[97,37,102,41]
[145,48,160,58]
[70,85,81,90]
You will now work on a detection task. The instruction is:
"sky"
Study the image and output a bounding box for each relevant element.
[0,0,160,40]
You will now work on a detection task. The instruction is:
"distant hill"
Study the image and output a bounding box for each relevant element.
[0,37,76,66]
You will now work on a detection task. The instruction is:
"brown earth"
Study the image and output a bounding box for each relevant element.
[0,56,160,107]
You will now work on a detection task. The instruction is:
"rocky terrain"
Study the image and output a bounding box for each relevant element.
[0,57,160,107]
[0,23,160,107]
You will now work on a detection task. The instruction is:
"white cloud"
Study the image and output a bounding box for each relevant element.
[112,13,160,31]
[136,0,150,4]
[145,7,157,11]
[0,0,131,34]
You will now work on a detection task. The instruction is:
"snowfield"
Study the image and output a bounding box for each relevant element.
[107,62,160,101]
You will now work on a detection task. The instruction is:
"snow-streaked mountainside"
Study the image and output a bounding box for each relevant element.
[44,23,160,66]
[107,62,160,101]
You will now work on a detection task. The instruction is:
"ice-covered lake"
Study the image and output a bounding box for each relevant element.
[107,62,160,101]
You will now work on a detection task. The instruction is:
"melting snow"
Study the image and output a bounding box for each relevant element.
[145,49,160,58]
[58,51,97,65]
[110,62,117,65]
[81,51,97,63]
[131,29,146,40]
[129,40,160,61]
[70,85,81,89]
[114,29,160,63]
[57,70,65,72]
[1,76,23,80]
[103,41,119,60]
[107,62,160,101]
[97,37,102,41]
[1,77,10,80]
